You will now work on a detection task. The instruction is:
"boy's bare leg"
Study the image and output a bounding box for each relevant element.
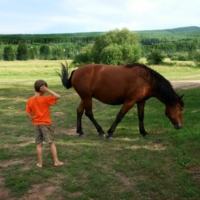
[50,142,64,166]
[36,142,43,168]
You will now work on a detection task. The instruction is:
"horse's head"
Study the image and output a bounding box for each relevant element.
[165,95,184,129]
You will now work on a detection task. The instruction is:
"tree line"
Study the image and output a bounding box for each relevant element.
[0,43,81,61]
[0,26,200,64]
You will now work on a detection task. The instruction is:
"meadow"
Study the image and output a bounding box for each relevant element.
[0,60,200,200]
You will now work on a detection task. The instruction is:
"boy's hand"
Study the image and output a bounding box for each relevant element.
[40,85,48,92]
[39,85,61,99]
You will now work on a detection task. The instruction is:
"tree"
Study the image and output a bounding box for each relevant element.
[100,44,122,65]
[64,43,79,59]
[73,44,93,65]
[3,45,15,61]
[0,47,3,60]
[188,42,197,60]
[52,47,64,60]
[39,44,51,60]
[29,47,38,59]
[17,43,29,60]
[121,44,141,64]
[91,28,141,65]
[146,49,166,65]
[193,50,200,66]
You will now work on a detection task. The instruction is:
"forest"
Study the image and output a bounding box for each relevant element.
[0,26,200,63]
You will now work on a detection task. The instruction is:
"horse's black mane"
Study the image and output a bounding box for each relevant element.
[125,63,183,106]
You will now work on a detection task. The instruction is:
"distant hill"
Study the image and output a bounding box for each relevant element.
[165,26,200,33]
[136,26,200,33]
[135,26,200,38]
[0,26,199,45]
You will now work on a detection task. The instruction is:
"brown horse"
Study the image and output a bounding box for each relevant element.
[59,63,184,139]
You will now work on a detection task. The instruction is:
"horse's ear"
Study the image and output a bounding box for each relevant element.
[178,94,185,107]
[180,94,184,99]
[177,94,184,101]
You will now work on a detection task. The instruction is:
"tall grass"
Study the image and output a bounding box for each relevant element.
[0,60,200,199]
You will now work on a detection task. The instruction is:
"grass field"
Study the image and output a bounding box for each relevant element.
[1,60,200,200]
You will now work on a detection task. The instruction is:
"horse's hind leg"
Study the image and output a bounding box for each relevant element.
[77,101,85,137]
[85,111,105,138]
[83,98,105,138]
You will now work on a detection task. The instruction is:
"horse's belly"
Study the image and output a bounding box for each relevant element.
[93,92,125,105]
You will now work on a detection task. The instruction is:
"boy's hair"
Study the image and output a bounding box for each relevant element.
[34,80,48,92]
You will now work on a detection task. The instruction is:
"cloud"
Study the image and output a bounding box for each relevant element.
[0,0,199,34]
[126,0,157,13]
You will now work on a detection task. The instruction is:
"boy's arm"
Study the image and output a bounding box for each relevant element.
[40,85,61,100]
[26,113,33,122]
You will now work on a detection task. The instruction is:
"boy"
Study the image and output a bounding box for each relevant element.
[26,79,64,168]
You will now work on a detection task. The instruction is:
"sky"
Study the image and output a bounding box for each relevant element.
[0,0,199,34]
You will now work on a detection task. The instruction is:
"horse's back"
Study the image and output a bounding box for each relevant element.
[71,64,149,104]
[72,63,140,83]
[71,64,123,89]
[71,64,105,93]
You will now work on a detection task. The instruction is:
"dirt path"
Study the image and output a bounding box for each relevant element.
[171,80,200,89]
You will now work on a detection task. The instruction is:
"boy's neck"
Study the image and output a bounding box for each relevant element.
[35,92,44,97]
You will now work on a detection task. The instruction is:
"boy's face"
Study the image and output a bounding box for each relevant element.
[39,91,45,95]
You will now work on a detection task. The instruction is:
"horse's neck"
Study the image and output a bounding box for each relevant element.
[154,93,169,107]
[154,91,177,107]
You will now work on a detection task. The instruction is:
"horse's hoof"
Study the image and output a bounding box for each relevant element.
[99,134,105,139]
[143,134,149,138]
[106,137,113,141]
[78,134,85,139]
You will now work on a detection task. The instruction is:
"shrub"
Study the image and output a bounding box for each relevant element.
[146,49,166,65]
[171,52,188,61]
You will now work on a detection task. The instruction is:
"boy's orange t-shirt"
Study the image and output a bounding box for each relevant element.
[26,96,56,125]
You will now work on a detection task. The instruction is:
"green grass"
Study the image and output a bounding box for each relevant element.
[0,60,200,199]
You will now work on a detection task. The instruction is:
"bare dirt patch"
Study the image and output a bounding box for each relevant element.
[187,166,200,186]
[22,177,63,200]
[58,127,77,136]
[126,143,166,151]
[0,158,25,168]
[0,177,15,200]
[171,81,200,89]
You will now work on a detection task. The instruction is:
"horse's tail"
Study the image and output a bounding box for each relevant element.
[58,63,75,89]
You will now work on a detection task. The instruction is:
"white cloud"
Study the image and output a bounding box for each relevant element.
[0,0,199,34]
[126,0,157,13]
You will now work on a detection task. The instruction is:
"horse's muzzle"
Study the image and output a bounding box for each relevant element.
[174,124,182,129]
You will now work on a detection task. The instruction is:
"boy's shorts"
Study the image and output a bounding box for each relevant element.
[34,125,54,144]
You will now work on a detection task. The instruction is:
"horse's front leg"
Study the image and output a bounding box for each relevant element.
[137,101,148,137]
[107,101,135,140]
[77,101,85,137]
